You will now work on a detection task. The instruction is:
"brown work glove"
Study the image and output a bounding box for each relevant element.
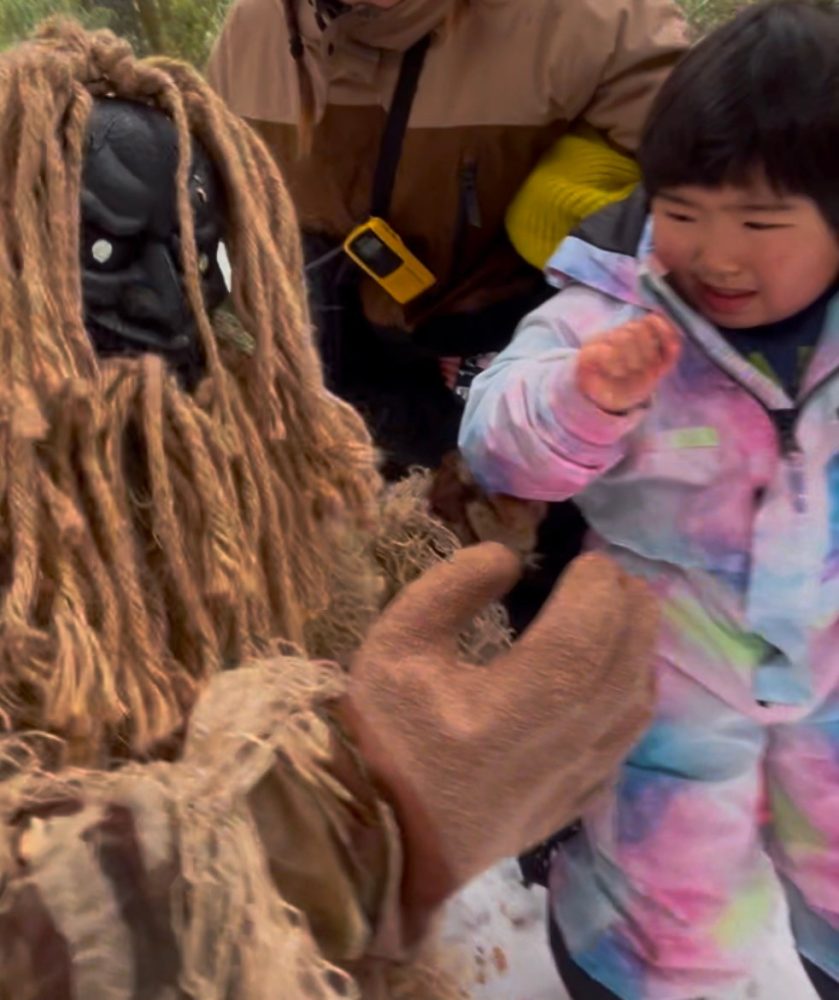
[343,542,657,942]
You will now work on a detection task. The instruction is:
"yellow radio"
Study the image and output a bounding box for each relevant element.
[343,217,436,305]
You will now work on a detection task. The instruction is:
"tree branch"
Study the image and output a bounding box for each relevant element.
[132,0,169,53]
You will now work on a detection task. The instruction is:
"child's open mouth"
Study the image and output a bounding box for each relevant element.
[696,281,757,316]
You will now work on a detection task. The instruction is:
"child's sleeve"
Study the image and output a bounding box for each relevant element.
[459,295,645,501]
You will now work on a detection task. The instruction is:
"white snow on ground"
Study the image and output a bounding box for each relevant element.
[431,860,819,1000]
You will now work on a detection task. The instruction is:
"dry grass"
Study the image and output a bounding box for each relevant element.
[681,0,750,30]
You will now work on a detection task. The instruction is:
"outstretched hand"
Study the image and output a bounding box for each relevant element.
[345,542,658,936]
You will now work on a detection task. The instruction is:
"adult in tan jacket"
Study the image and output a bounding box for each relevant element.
[207,0,687,474]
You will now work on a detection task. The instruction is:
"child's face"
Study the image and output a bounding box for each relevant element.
[651,177,839,328]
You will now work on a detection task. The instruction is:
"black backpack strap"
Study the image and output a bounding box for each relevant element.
[370,33,432,220]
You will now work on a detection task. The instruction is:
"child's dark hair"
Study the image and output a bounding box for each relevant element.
[639,1,839,227]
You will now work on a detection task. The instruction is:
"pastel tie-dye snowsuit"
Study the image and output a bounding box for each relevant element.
[459,207,839,998]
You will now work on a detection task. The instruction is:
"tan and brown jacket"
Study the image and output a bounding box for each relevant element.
[207,0,687,334]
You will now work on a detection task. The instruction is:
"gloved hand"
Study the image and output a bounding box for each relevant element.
[344,542,657,940]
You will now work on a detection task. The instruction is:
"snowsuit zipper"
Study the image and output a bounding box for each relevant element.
[770,408,807,514]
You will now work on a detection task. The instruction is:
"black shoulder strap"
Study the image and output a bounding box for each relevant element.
[370,33,432,220]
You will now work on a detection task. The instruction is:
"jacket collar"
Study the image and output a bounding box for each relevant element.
[300,0,451,96]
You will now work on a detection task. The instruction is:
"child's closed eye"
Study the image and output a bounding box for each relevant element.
[743,221,790,231]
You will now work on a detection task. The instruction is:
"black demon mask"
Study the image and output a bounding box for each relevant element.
[81,99,227,387]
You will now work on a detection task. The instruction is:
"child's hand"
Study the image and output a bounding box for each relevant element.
[575,315,681,413]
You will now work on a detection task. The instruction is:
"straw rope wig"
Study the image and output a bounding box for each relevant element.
[0,19,383,765]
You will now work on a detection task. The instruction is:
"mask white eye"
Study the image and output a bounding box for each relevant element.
[217,242,231,292]
[91,238,114,265]
[198,253,210,274]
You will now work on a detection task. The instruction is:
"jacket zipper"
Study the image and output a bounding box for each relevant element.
[460,159,482,229]
[451,158,481,274]
[723,371,838,517]
[770,408,807,514]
